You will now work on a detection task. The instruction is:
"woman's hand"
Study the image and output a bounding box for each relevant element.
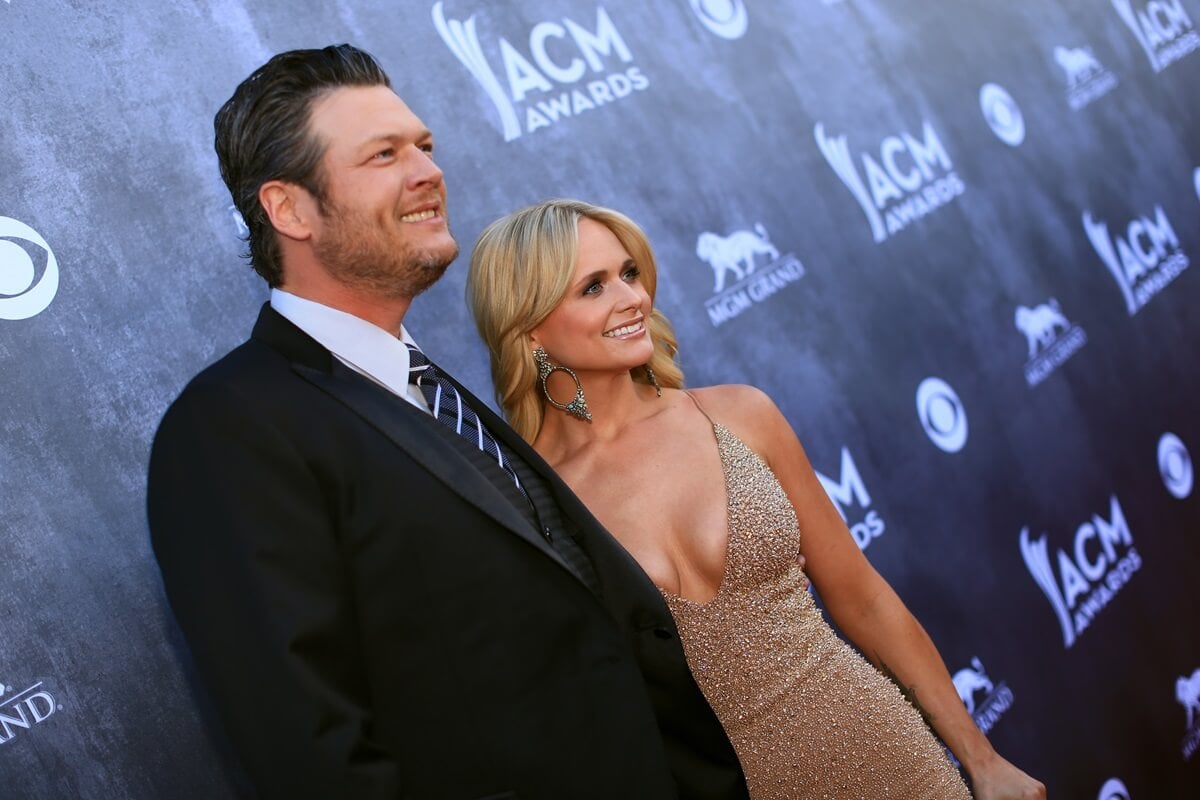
[969,752,1046,800]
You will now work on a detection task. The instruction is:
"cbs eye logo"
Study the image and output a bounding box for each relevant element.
[1158,432,1193,500]
[689,0,748,40]
[916,376,969,454]
[979,83,1025,147]
[0,217,59,321]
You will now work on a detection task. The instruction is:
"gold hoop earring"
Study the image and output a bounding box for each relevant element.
[533,346,592,422]
[644,365,662,397]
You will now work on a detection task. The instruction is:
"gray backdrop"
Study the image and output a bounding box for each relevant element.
[2,0,1198,797]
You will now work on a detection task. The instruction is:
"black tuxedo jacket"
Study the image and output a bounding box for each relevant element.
[148,305,747,800]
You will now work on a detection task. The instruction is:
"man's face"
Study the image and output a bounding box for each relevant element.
[305,85,458,298]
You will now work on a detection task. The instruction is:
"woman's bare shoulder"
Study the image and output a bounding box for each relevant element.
[685,384,786,438]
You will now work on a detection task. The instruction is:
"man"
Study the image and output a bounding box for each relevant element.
[148,44,747,800]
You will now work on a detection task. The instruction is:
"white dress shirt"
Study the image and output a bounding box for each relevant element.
[270,289,431,413]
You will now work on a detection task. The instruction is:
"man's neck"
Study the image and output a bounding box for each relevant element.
[278,281,412,337]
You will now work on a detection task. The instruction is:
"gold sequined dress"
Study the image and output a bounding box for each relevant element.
[661,415,972,800]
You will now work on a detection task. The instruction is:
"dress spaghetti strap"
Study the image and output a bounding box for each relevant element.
[682,389,718,427]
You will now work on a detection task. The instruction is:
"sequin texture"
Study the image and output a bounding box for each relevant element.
[661,423,973,800]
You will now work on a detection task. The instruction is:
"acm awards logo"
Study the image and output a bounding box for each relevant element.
[1015,297,1087,387]
[0,217,59,321]
[1083,203,1190,316]
[0,679,62,746]
[952,656,1014,735]
[814,448,886,551]
[432,2,648,142]
[688,0,748,40]
[697,223,805,326]
[814,119,965,244]
[1020,494,1141,648]
[1112,0,1200,72]
[1052,45,1119,110]
[1178,667,1200,759]
[227,204,249,239]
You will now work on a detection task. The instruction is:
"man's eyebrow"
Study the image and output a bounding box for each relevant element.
[353,128,434,150]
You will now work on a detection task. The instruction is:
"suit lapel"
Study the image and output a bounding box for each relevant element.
[250,305,576,578]
[460,380,672,613]
[297,361,576,569]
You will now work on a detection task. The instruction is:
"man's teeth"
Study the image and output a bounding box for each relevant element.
[401,209,437,222]
[604,321,644,337]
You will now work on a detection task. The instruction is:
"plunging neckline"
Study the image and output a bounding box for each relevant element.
[658,418,737,608]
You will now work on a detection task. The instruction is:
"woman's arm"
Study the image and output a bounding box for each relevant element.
[705,385,1045,800]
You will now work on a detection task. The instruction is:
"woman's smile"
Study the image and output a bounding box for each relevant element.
[603,318,646,339]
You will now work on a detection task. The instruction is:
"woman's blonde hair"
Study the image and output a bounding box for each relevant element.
[468,199,684,442]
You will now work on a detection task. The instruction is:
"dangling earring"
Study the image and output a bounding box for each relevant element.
[533,346,592,422]
[644,365,662,397]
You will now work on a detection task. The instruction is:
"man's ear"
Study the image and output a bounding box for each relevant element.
[259,180,316,242]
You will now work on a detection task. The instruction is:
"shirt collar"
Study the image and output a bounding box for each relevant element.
[270,288,420,400]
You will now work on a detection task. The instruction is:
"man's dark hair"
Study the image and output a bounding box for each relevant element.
[214,44,391,287]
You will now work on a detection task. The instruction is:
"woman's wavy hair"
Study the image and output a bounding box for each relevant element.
[468,199,684,442]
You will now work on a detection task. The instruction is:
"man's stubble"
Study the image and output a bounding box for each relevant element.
[313,199,460,300]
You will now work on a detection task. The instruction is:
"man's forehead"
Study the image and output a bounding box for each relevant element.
[309,85,426,144]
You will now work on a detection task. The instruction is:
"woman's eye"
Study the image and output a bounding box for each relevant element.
[583,281,602,296]
[622,266,641,281]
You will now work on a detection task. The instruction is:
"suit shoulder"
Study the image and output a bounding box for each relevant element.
[158,338,291,427]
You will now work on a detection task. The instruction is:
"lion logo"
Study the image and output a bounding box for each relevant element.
[696,224,780,294]
[952,656,994,714]
[1054,46,1102,87]
[1015,298,1070,359]
[1177,668,1200,729]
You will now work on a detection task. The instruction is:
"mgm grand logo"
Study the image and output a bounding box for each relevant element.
[697,223,806,326]
[952,656,1014,735]
[0,679,61,746]
[1014,297,1087,387]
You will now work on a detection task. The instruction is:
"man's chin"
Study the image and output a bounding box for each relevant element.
[400,247,458,298]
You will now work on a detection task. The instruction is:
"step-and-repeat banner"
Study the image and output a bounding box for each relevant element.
[2,0,1198,796]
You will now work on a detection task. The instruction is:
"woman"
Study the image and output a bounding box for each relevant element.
[467,199,1045,800]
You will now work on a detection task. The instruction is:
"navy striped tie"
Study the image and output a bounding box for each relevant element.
[406,344,600,591]
[406,344,527,499]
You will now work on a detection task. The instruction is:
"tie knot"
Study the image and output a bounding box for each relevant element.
[406,343,431,383]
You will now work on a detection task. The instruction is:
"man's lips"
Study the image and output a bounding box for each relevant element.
[399,201,443,223]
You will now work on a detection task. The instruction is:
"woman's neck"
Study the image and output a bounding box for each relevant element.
[534,370,663,458]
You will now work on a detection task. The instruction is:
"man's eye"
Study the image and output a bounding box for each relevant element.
[373,148,395,160]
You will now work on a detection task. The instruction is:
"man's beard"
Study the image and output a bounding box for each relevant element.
[313,201,459,299]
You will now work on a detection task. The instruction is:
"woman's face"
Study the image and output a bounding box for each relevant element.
[531,217,654,374]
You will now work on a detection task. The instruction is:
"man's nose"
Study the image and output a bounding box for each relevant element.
[406,146,444,187]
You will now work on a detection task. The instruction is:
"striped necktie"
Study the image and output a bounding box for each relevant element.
[406,343,527,499]
[406,344,600,591]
